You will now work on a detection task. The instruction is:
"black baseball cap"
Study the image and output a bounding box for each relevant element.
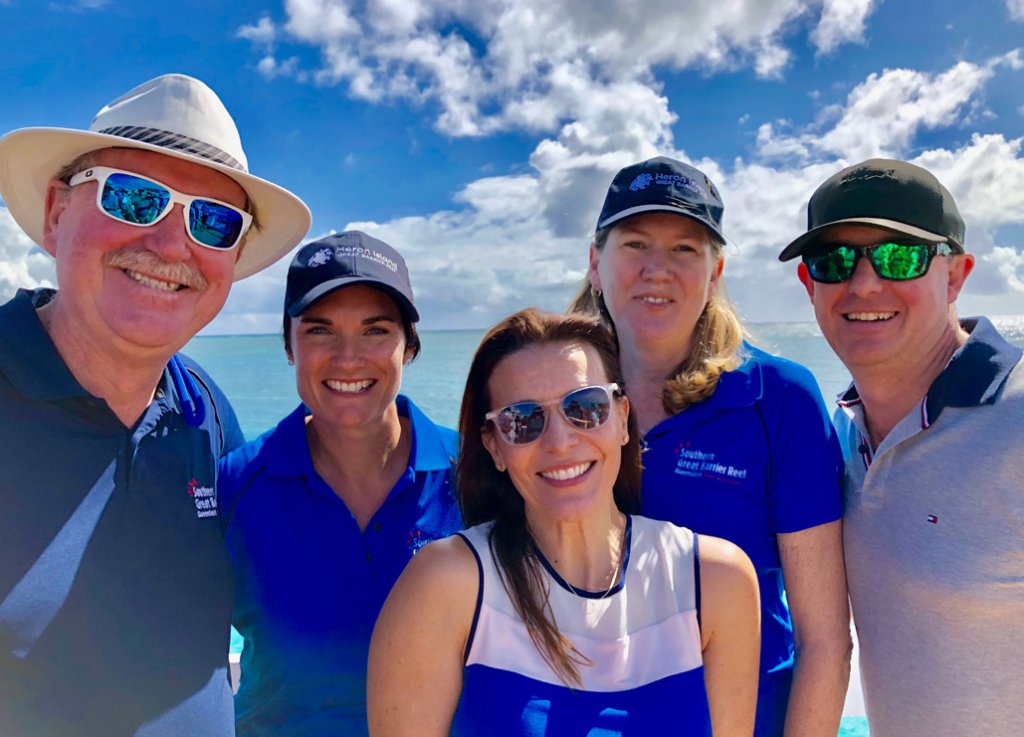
[284,231,419,322]
[596,156,726,242]
[779,158,965,261]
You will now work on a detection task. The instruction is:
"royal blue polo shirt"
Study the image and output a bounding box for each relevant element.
[219,395,463,737]
[0,288,244,737]
[640,345,843,737]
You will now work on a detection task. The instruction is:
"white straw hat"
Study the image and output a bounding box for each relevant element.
[0,74,311,280]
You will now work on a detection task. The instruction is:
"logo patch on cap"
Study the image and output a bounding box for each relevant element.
[307,247,333,268]
[629,172,653,191]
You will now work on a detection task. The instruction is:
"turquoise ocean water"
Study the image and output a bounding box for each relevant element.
[186,317,1024,737]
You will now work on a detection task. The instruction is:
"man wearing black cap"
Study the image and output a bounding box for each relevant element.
[780,159,1024,737]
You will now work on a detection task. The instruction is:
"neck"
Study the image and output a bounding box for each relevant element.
[618,334,686,433]
[527,503,626,592]
[306,404,410,527]
[852,319,969,448]
[38,300,169,426]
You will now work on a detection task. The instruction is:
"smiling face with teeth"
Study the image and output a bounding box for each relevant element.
[41,147,244,360]
[798,224,975,380]
[589,212,723,359]
[481,341,630,525]
[289,284,413,433]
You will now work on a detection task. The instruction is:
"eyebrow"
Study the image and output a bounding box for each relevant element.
[298,314,399,326]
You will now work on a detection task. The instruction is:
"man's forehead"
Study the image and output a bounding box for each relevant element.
[85,147,247,202]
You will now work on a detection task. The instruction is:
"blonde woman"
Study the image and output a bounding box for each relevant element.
[571,157,851,737]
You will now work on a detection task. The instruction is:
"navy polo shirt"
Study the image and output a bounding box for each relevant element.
[0,289,244,737]
[219,395,463,737]
[640,345,843,737]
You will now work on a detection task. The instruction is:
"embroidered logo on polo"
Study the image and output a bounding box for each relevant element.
[406,529,436,555]
[673,443,748,483]
[187,477,218,518]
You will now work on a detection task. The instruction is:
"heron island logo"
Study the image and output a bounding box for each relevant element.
[629,172,653,191]
[307,247,333,268]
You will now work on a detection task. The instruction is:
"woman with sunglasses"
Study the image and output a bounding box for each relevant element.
[218,232,462,737]
[570,157,851,737]
[368,308,760,737]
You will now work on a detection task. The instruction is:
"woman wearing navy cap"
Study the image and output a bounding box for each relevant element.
[218,231,462,737]
[570,157,851,737]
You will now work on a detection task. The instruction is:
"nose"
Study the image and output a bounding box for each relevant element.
[846,253,883,297]
[141,205,193,262]
[541,406,581,453]
[329,335,364,368]
[640,250,672,281]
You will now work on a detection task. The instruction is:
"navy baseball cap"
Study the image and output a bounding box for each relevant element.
[284,231,419,322]
[596,156,726,242]
[779,158,965,262]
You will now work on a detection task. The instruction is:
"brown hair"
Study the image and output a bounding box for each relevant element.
[457,308,642,686]
[568,223,744,413]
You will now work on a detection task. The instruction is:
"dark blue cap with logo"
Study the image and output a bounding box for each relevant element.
[284,231,419,322]
[596,156,726,242]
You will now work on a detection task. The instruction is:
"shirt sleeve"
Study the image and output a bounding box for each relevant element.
[761,358,844,534]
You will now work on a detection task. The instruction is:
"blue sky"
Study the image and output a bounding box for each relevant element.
[1,0,1023,333]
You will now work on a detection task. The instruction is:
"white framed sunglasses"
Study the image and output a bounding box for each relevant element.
[68,166,252,251]
[485,383,622,445]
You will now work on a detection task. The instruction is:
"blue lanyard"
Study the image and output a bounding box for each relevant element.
[168,354,206,427]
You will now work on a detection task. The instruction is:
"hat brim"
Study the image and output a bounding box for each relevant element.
[286,276,420,323]
[597,204,728,244]
[0,127,311,281]
[778,217,950,262]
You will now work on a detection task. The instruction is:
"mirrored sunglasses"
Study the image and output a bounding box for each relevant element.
[485,383,622,446]
[802,241,953,284]
[68,166,253,251]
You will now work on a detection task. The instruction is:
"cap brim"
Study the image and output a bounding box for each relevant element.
[598,204,727,243]
[0,127,311,281]
[778,217,949,262]
[286,276,420,323]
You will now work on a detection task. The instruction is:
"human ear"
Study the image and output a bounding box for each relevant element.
[797,262,816,303]
[42,179,72,257]
[588,242,602,293]
[481,427,507,473]
[946,253,975,303]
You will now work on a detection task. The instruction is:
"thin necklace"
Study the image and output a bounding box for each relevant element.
[534,516,627,601]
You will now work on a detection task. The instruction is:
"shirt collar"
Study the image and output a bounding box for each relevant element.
[695,343,765,410]
[398,394,455,471]
[924,316,1022,423]
[0,288,88,401]
[262,394,453,478]
[837,316,1021,425]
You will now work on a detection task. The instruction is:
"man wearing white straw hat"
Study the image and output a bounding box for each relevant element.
[0,74,310,736]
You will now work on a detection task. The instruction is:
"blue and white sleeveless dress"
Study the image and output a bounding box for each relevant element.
[451,515,710,737]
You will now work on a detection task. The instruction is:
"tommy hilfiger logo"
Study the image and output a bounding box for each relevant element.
[187,478,217,519]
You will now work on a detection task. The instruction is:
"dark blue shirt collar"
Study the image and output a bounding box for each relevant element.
[838,317,1021,423]
[0,289,183,427]
[0,288,86,401]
